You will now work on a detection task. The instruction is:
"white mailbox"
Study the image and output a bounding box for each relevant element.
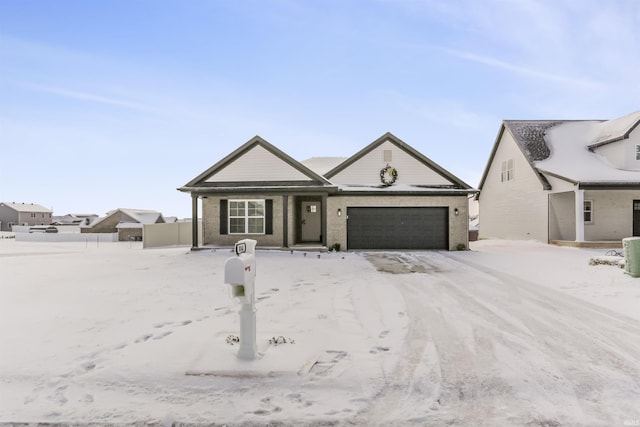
[224,243,256,304]
[224,239,258,360]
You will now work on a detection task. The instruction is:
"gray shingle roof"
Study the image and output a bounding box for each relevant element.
[503,120,566,162]
[480,112,640,193]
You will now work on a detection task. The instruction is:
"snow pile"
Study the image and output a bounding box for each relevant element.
[1,239,639,426]
[589,256,625,268]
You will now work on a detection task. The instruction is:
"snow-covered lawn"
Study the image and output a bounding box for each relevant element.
[1,239,639,426]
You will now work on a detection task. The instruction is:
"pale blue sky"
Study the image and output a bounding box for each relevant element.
[1,0,639,218]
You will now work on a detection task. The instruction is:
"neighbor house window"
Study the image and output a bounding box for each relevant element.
[229,200,265,234]
[584,200,593,223]
[636,145,640,161]
[501,159,514,182]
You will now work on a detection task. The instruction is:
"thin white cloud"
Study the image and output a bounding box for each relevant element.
[442,48,607,90]
[25,84,158,113]
[383,89,499,133]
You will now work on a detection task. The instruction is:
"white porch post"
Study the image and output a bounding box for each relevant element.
[575,189,585,242]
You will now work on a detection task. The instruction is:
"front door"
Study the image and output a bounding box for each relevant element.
[633,200,640,236]
[301,201,321,242]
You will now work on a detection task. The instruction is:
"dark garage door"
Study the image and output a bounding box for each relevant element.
[347,207,449,250]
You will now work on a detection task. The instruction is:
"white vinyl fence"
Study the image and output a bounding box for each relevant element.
[13,229,118,243]
[143,221,201,249]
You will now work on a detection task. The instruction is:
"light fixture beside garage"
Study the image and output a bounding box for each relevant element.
[337,208,342,217]
[454,208,459,216]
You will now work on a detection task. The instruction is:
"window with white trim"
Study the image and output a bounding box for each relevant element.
[584,200,593,223]
[501,159,514,182]
[636,145,640,161]
[229,200,265,234]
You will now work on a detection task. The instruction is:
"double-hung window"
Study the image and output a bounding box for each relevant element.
[229,200,265,234]
[501,159,514,182]
[584,200,593,223]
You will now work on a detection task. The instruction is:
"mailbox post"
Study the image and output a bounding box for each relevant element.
[224,239,258,360]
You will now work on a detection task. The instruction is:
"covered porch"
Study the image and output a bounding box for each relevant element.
[187,192,331,250]
[548,188,640,245]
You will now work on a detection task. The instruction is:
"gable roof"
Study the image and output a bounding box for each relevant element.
[478,121,567,192]
[479,112,640,193]
[86,208,164,228]
[588,111,640,150]
[0,202,52,213]
[325,132,472,189]
[178,136,335,193]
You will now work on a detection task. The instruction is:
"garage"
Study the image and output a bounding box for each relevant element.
[347,207,449,249]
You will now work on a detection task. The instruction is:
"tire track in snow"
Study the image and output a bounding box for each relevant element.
[359,252,640,426]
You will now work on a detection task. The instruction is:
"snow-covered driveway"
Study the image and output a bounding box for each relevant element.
[1,240,639,426]
[361,252,640,426]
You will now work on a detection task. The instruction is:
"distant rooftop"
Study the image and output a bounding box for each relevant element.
[0,202,52,213]
[300,157,347,176]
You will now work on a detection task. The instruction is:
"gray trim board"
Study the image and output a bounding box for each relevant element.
[178,186,338,195]
[578,182,640,190]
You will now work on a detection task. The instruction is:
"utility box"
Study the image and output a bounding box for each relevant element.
[623,237,640,277]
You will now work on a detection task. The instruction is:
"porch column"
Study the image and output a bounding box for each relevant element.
[321,193,328,247]
[282,195,289,248]
[191,194,199,249]
[575,189,585,242]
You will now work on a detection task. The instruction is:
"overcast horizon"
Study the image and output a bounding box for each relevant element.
[2,0,640,218]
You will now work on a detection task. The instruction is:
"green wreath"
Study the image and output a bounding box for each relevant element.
[380,165,398,186]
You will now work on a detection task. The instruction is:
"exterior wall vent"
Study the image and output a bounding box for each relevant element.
[383,150,392,163]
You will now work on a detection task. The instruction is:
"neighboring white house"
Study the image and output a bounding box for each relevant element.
[478,111,640,246]
[178,133,476,251]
